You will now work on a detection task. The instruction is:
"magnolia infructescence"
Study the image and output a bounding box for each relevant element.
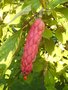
[21,18,45,80]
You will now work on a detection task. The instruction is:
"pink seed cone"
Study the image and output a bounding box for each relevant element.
[21,18,45,78]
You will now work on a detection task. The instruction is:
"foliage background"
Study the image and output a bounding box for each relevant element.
[0,0,68,90]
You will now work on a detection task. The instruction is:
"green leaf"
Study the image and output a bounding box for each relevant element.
[49,0,68,8]
[54,9,68,43]
[9,5,31,24]
[3,4,10,12]
[4,0,13,4]
[9,75,45,90]
[0,25,3,38]
[8,80,30,90]
[63,85,68,90]
[23,0,41,11]
[44,70,56,90]
[62,32,68,44]
[55,29,68,44]
[52,9,68,32]
[0,84,4,90]
[0,9,3,20]
[51,45,62,62]
[55,29,63,42]
[0,64,6,78]
[0,30,22,77]
[43,28,53,39]
[46,86,57,90]
[3,13,21,24]
[31,0,41,10]
[44,38,55,54]
[65,41,68,50]
[33,57,45,73]
[55,7,68,20]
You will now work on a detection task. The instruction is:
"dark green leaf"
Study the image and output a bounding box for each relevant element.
[63,85,68,90]
[44,70,56,90]
[44,38,55,54]
[0,26,3,38]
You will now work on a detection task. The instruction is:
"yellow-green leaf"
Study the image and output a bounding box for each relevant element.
[0,30,22,77]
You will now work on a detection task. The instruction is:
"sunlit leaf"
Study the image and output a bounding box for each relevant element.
[0,0,68,89]
[55,7,68,20]
[8,5,31,24]
[3,13,21,24]
[0,30,22,77]
[3,4,10,12]
[0,9,3,20]
[56,61,64,72]
[0,84,4,90]
[49,0,68,8]
[52,8,68,32]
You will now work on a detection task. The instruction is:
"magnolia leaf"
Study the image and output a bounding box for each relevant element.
[55,7,68,20]
[44,38,55,54]
[56,61,64,72]
[33,57,45,72]
[3,13,21,24]
[0,25,3,38]
[8,5,31,24]
[23,0,41,11]
[0,30,22,77]
[52,8,68,32]
[0,9,3,20]
[49,0,68,8]
[62,32,68,44]
[31,0,41,10]
[53,8,68,43]
[3,4,10,12]
[43,28,53,39]
[55,29,63,42]
[63,85,68,90]
[44,70,56,90]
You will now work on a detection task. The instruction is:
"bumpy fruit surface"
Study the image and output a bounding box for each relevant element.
[21,18,45,78]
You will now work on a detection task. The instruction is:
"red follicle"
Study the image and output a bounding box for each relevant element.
[21,18,45,78]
